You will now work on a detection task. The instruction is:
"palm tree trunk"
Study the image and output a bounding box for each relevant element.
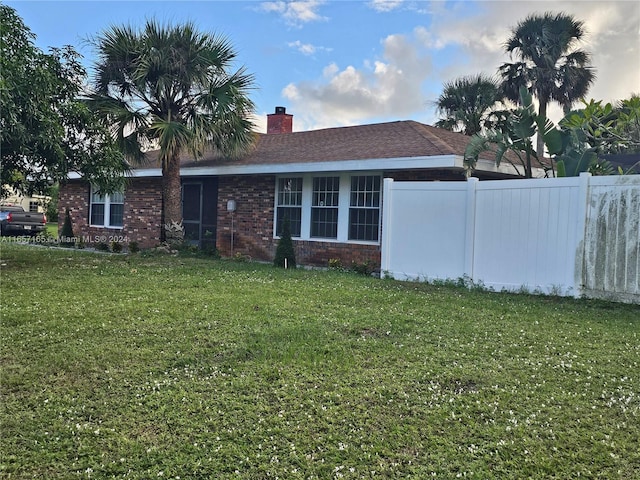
[162,154,184,243]
[536,100,548,160]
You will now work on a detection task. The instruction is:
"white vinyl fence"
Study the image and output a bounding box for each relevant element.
[381,173,640,303]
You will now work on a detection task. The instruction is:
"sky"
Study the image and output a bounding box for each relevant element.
[6,0,640,133]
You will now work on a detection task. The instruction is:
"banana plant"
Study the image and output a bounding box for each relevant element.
[464,86,549,178]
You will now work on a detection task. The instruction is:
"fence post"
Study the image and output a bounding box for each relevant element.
[380,178,394,278]
[464,177,479,282]
[574,172,592,298]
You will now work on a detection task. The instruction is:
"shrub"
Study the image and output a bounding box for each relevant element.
[273,219,296,268]
[128,241,139,254]
[328,258,343,271]
[233,251,248,262]
[110,241,122,253]
[95,242,109,251]
[60,209,74,247]
[351,260,374,276]
[201,231,218,257]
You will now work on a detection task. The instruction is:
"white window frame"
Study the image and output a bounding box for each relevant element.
[348,175,382,242]
[275,177,303,237]
[274,172,382,245]
[89,186,124,229]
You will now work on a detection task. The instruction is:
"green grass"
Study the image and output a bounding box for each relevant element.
[1,244,638,479]
[45,222,58,237]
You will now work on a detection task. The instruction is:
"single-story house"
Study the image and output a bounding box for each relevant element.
[58,107,539,268]
[1,187,49,214]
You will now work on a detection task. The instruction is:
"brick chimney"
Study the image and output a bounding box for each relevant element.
[267,106,293,134]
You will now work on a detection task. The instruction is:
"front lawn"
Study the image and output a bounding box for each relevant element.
[1,244,638,479]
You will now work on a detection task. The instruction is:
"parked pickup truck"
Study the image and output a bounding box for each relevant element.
[0,205,47,236]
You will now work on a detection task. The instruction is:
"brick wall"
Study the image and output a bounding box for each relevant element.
[58,178,162,249]
[216,175,382,269]
[216,175,276,261]
[294,240,380,269]
[123,178,163,248]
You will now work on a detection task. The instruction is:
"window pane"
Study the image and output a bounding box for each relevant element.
[109,203,124,227]
[349,176,380,241]
[110,191,125,203]
[276,178,303,238]
[311,208,338,238]
[278,178,302,206]
[349,208,379,241]
[91,190,105,203]
[276,207,301,237]
[350,175,381,207]
[312,177,339,206]
[90,204,105,226]
[311,177,339,238]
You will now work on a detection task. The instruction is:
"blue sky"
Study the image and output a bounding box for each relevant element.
[7,1,640,133]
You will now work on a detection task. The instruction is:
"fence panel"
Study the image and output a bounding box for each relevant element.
[583,176,640,302]
[472,178,582,295]
[381,180,468,280]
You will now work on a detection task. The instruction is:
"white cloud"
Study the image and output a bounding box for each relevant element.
[368,0,405,13]
[282,32,432,129]
[417,1,640,122]
[279,1,638,130]
[288,40,332,55]
[259,1,327,26]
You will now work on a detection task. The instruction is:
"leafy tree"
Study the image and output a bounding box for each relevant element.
[562,96,640,154]
[0,5,128,199]
[44,184,60,223]
[89,21,256,242]
[435,74,506,136]
[555,95,640,176]
[499,12,596,156]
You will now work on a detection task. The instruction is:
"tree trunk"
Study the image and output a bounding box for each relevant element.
[162,154,184,243]
[536,100,548,162]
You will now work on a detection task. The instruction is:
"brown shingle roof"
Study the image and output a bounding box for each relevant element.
[140,120,479,169]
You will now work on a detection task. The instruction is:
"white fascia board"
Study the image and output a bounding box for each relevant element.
[69,156,458,179]
[178,155,459,176]
[67,169,162,179]
[128,168,162,177]
[68,154,544,179]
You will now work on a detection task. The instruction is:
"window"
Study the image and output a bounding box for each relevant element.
[349,175,381,241]
[90,187,124,228]
[29,201,40,213]
[273,173,382,244]
[311,176,339,238]
[276,177,302,237]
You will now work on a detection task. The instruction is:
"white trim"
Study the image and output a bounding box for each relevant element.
[186,155,458,176]
[67,153,545,179]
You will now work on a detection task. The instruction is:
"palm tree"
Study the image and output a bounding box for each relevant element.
[499,12,596,156]
[89,21,255,242]
[434,74,505,136]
